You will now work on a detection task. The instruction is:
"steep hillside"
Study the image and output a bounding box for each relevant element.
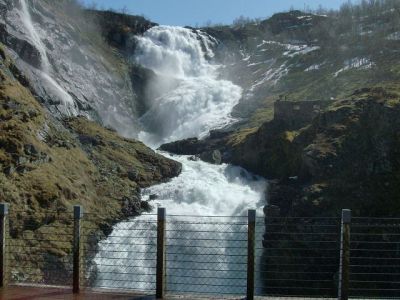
[0,0,156,136]
[0,44,181,283]
[205,3,400,129]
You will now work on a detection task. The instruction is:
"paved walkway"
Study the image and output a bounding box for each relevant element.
[0,286,338,300]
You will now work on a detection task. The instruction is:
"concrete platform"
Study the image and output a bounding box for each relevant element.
[0,285,338,300]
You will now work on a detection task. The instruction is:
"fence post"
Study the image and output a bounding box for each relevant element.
[156,207,166,299]
[0,203,9,288]
[338,209,351,300]
[247,209,256,300]
[73,205,83,294]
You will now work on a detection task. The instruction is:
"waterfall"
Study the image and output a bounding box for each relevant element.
[94,26,266,295]
[19,0,77,115]
[136,26,243,147]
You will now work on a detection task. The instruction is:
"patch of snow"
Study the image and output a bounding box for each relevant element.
[249,62,289,91]
[334,57,374,77]
[305,63,322,72]
[284,46,320,57]
[256,40,269,48]
[387,32,400,41]
[248,62,263,67]
[242,55,251,61]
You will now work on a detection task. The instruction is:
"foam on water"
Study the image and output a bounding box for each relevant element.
[94,26,266,294]
[135,26,242,146]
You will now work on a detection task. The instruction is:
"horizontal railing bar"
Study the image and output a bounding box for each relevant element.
[262,232,338,235]
[89,242,157,246]
[257,216,340,219]
[350,240,400,244]
[258,278,332,282]
[350,272,400,275]
[166,259,247,265]
[166,221,248,225]
[350,248,400,252]
[166,252,247,257]
[262,224,340,228]
[259,270,335,275]
[167,282,247,287]
[166,266,246,272]
[85,270,156,275]
[350,256,400,260]
[350,264,400,268]
[167,237,247,241]
[254,286,333,290]
[256,255,338,260]
[91,278,156,283]
[84,249,157,254]
[165,289,243,295]
[9,266,73,272]
[166,274,247,280]
[259,263,338,267]
[93,257,156,261]
[352,233,400,236]
[350,280,400,284]
[258,247,339,251]
[168,215,247,218]
[90,285,155,291]
[9,239,73,243]
[89,264,156,268]
[349,288,400,291]
[167,244,246,249]
[261,240,339,243]
[165,230,247,234]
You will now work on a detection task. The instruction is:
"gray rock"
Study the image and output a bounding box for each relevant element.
[127,169,139,181]
[199,150,222,165]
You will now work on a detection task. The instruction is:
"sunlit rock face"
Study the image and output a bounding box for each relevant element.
[0,0,143,136]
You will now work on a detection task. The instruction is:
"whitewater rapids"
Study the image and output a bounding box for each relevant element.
[93,26,266,294]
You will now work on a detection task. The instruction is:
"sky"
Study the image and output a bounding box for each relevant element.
[82,0,354,26]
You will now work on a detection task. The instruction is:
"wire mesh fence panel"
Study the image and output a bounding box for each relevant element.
[7,209,74,286]
[81,213,157,292]
[165,215,248,296]
[255,216,341,298]
[349,217,400,299]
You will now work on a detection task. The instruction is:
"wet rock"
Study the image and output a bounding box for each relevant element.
[4,165,15,175]
[24,144,39,157]
[127,169,139,181]
[0,24,42,69]
[199,150,222,165]
[78,134,104,147]
[149,194,158,200]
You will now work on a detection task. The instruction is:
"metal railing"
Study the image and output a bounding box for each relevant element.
[4,207,74,286]
[255,215,341,298]
[0,202,399,299]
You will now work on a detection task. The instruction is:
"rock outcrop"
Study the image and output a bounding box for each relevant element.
[162,87,400,217]
[0,47,181,283]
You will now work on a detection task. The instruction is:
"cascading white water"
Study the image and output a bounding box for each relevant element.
[136,26,243,147]
[94,26,266,295]
[19,0,76,115]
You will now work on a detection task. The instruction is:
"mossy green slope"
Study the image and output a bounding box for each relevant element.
[0,45,181,283]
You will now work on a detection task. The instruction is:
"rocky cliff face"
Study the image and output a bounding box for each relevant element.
[0,0,157,136]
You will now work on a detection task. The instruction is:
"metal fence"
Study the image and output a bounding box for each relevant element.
[1,203,400,299]
[255,216,341,298]
[165,215,248,296]
[349,217,400,298]
[81,213,158,292]
[5,208,73,286]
